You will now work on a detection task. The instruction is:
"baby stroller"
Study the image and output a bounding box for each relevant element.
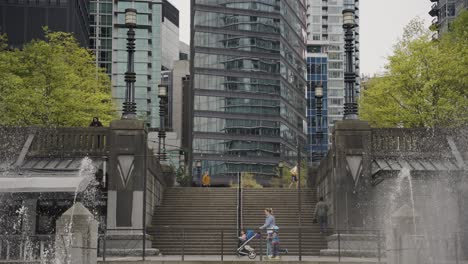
[236,230,260,259]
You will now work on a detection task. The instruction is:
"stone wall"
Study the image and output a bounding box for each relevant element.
[315,121,468,231]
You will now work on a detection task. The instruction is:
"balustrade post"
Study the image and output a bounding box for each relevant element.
[6,241,10,260]
[377,231,381,263]
[338,231,341,262]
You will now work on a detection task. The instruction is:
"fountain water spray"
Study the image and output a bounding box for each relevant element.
[59,157,97,264]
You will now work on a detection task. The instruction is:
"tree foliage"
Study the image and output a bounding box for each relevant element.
[359,13,468,128]
[230,172,264,188]
[0,29,114,127]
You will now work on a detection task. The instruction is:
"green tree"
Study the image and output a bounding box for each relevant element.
[0,30,114,127]
[359,13,468,128]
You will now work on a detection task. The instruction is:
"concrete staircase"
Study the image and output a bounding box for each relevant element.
[148,187,327,256]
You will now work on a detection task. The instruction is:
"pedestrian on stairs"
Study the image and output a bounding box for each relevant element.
[314,197,329,234]
[259,208,275,258]
[289,165,299,189]
[202,171,211,187]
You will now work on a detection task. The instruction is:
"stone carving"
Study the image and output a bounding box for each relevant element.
[117,155,135,188]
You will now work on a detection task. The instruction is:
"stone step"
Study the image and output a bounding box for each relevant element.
[149,187,325,255]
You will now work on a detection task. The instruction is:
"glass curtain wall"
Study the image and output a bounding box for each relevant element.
[192,0,307,185]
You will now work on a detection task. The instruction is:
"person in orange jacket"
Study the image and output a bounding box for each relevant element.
[202,171,211,187]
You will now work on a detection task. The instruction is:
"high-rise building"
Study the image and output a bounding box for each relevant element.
[430,0,467,38]
[90,0,181,128]
[0,0,89,48]
[89,0,112,74]
[161,0,180,70]
[305,0,360,164]
[151,60,190,167]
[191,0,308,185]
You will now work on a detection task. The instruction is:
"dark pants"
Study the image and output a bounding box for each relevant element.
[272,243,279,257]
[318,215,328,233]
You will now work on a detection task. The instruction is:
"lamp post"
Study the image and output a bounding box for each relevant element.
[196,160,202,187]
[342,9,358,120]
[297,141,302,260]
[158,85,168,161]
[122,8,137,120]
[315,84,324,160]
[278,161,284,178]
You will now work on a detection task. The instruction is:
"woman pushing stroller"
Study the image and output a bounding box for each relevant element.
[259,208,276,258]
[258,208,288,259]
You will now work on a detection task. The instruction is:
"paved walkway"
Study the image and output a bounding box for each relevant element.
[98,255,386,263]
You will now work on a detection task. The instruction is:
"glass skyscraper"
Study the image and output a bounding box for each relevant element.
[306,0,360,164]
[191,0,308,185]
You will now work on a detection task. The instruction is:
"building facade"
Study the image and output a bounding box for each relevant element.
[430,0,467,38]
[305,0,360,164]
[161,0,180,70]
[191,0,308,185]
[0,0,89,48]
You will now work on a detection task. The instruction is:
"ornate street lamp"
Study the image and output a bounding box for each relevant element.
[195,160,202,187]
[342,9,358,120]
[122,8,137,119]
[315,84,324,159]
[158,85,168,160]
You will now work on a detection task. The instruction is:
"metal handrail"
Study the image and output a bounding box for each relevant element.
[96,226,387,262]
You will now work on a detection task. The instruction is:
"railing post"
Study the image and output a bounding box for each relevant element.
[260,233,263,261]
[182,228,185,261]
[299,227,302,261]
[454,233,459,264]
[338,231,341,262]
[377,231,381,263]
[142,230,145,261]
[6,241,10,260]
[20,241,23,260]
[221,230,224,262]
[40,240,45,261]
[103,233,107,261]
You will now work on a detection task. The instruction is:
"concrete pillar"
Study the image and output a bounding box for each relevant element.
[105,119,158,256]
[332,120,372,230]
[55,202,98,264]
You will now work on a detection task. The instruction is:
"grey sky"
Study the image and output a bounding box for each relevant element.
[167,0,433,76]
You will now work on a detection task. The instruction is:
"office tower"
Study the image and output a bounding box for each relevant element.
[305,0,360,164]
[0,0,89,48]
[430,0,467,38]
[191,0,308,185]
[161,0,180,70]
[89,0,112,74]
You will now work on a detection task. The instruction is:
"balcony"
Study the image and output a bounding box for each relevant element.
[432,17,439,27]
[429,2,439,17]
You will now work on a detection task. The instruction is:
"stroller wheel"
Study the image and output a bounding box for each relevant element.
[248,251,256,259]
